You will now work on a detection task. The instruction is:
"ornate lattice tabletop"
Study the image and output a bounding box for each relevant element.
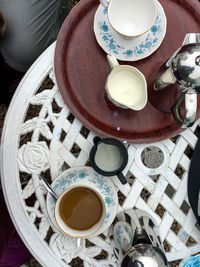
[1,42,200,267]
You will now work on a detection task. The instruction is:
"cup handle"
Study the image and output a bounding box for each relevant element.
[117,172,127,185]
[171,89,197,128]
[93,136,102,146]
[99,0,110,9]
[107,54,119,69]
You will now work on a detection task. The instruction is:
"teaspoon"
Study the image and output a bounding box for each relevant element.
[39,175,58,200]
[39,174,81,248]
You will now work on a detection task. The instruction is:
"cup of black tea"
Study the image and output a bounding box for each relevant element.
[90,136,128,184]
[55,185,106,238]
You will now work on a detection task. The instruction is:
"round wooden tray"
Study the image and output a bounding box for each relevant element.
[55,0,200,144]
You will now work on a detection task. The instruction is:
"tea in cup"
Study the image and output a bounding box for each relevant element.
[106,54,147,110]
[55,185,106,238]
[99,0,157,38]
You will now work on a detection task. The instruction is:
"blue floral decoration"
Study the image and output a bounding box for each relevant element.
[60,178,67,186]
[49,168,117,226]
[106,213,110,219]
[98,10,163,58]
[101,22,108,32]
[125,50,133,57]
[151,25,158,33]
[105,186,110,193]
[68,173,75,178]
[79,171,88,178]
[103,35,109,41]
[94,172,100,178]
[125,226,129,233]
[145,42,152,48]
[65,180,72,185]
[183,255,200,267]
[98,21,124,55]
[109,42,116,50]
[153,38,158,44]
[105,196,112,206]
[97,177,104,185]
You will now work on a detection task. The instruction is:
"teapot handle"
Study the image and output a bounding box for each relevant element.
[171,89,197,128]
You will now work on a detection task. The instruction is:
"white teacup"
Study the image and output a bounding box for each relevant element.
[106,54,147,110]
[100,0,157,38]
[55,185,106,238]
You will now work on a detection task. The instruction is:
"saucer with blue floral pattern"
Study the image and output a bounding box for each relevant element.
[46,167,118,238]
[93,1,167,61]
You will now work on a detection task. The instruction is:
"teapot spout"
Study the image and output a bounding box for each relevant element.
[154,66,176,90]
[182,33,200,46]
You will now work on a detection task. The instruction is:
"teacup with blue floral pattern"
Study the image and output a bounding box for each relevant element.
[46,167,118,238]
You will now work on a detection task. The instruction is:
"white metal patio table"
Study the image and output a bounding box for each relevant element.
[1,42,200,267]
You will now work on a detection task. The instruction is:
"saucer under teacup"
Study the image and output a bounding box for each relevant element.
[93,1,167,61]
[46,167,118,238]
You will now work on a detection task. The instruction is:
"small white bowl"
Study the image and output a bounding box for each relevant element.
[104,0,158,38]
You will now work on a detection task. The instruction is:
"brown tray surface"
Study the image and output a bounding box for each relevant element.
[55,0,200,144]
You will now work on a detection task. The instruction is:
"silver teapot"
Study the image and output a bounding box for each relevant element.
[149,33,200,128]
[122,243,169,267]
[113,209,169,267]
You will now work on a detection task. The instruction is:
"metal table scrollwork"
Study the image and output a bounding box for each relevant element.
[1,42,200,267]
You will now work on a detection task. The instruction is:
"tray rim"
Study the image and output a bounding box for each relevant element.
[54,0,200,144]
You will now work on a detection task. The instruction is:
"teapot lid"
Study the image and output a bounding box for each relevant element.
[172,44,200,92]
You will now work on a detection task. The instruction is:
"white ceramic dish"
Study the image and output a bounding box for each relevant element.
[106,54,147,110]
[99,0,158,38]
[46,167,118,238]
[93,1,167,61]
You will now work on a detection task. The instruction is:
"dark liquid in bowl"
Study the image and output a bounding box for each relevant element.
[59,187,103,230]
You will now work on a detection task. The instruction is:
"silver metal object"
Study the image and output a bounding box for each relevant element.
[112,209,169,266]
[114,221,134,254]
[154,33,200,128]
[39,175,58,200]
[133,228,151,245]
[122,244,169,267]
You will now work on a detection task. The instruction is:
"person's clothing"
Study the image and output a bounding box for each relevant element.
[0,12,6,37]
[0,190,32,266]
[0,0,67,72]
[0,126,31,266]
[0,0,70,264]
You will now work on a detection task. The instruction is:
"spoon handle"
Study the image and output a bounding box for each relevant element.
[39,175,58,200]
